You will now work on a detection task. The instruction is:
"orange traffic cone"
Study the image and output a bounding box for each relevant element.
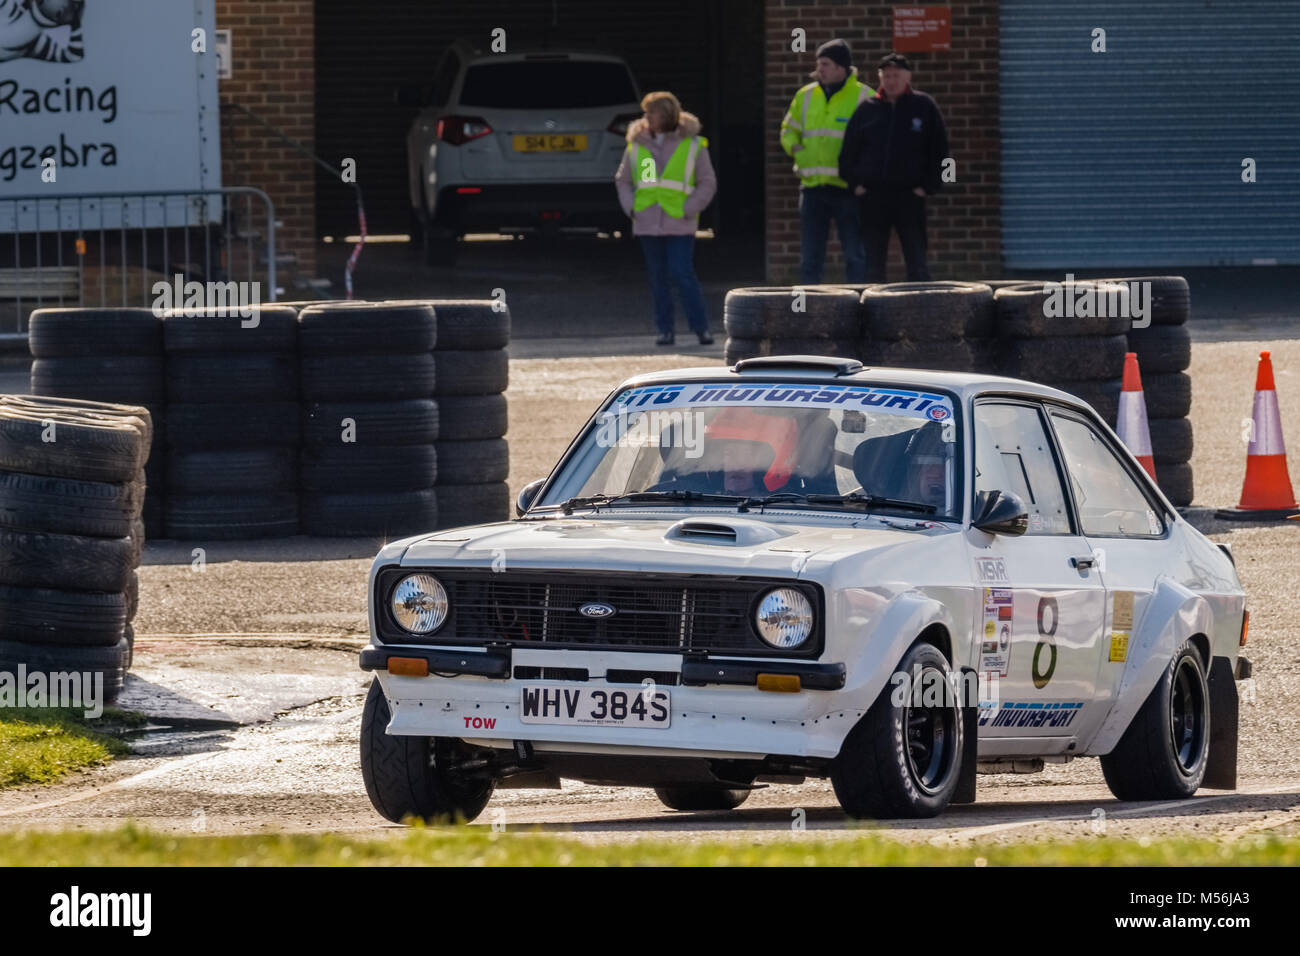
[1216,350,1298,520]
[1117,352,1156,481]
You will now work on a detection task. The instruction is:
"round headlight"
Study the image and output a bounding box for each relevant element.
[390,573,448,634]
[755,587,813,649]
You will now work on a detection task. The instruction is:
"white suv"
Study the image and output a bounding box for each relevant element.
[402,41,642,264]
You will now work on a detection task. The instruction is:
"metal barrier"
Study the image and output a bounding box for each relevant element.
[0,187,277,332]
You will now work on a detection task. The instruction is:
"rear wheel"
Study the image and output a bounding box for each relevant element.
[654,785,750,811]
[360,681,494,824]
[1101,641,1209,800]
[831,641,963,819]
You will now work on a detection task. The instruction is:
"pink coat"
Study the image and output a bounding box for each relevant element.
[614,111,718,236]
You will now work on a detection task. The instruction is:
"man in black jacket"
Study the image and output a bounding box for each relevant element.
[839,53,949,282]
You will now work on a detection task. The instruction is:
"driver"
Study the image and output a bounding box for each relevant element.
[698,406,800,497]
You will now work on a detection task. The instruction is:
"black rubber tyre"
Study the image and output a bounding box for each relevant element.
[0,470,143,537]
[724,337,761,365]
[1062,378,1122,426]
[141,493,165,540]
[0,584,126,647]
[433,350,508,397]
[978,279,1039,291]
[865,339,975,372]
[31,356,165,405]
[862,282,995,340]
[1154,461,1193,507]
[1101,640,1209,800]
[1093,275,1190,326]
[999,334,1128,382]
[723,287,860,339]
[125,571,139,622]
[164,493,299,540]
[302,353,436,401]
[434,482,510,527]
[28,308,162,357]
[298,301,436,354]
[831,641,964,819]
[168,449,296,493]
[166,354,298,403]
[302,400,439,446]
[0,395,153,452]
[0,633,129,704]
[434,439,508,484]
[994,283,1133,337]
[166,402,300,450]
[1143,372,1193,419]
[163,306,298,353]
[302,444,437,492]
[300,489,438,537]
[653,785,750,811]
[435,395,506,441]
[428,299,511,350]
[1128,324,1192,374]
[720,336,850,361]
[0,407,146,482]
[0,528,134,592]
[360,681,495,824]
[1150,417,1193,465]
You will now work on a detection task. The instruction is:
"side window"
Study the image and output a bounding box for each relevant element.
[1048,411,1165,538]
[432,55,460,106]
[973,401,1071,535]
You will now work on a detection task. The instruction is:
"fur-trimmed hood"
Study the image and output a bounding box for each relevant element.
[626,110,702,145]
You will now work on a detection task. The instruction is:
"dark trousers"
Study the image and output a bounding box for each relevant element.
[799,185,866,285]
[861,187,931,282]
[639,235,709,336]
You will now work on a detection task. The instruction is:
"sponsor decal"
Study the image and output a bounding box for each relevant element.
[977,700,1085,729]
[979,586,1015,676]
[1109,631,1129,663]
[611,383,955,424]
[973,556,1009,584]
[1032,595,1059,689]
[1112,590,1135,630]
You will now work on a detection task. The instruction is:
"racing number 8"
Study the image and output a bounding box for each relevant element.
[1033,596,1058,689]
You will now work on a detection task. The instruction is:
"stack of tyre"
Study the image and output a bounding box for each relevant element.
[992,281,1130,422]
[429,300,511,527]
[723,288,861,365]
[859,282,995,372]
[0,395,149,702]
[162,306,300,539]
[298,301,440,536]
[1102,276,1193,506]
[27,308,166,537]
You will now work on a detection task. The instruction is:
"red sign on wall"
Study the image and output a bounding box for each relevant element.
[892,6,952,52]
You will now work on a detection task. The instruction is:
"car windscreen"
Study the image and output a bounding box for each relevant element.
[538,381,962,519]
[458,60,638,109]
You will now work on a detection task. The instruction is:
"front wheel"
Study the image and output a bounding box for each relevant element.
[654,785,750,811]
[1101,640,1209,800]
[360,681,495,824]
[831,641,963,819]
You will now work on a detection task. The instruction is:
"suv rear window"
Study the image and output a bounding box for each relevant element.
[459,61,637,109]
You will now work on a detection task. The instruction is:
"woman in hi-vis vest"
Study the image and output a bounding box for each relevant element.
[615,91,717,347]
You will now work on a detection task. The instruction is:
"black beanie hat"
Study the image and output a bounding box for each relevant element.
[815,38,853,71]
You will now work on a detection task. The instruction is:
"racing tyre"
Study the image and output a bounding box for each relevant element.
[865,339,975,372]
[994,283,1132,337]
[1128,324,1191,374]
[723,287,860,339]
[31,356,165,405]
[998,334,1127,382]
[831,641,964,819]
[427,300,511,350]
[1094,276,1190,326]
[28,308,162,357]
[1150,417,1193,464]
[862,282,994,340]
[724,337,761,365]
[435,395,505,440]
[0,584,127,647]
[0,470,144,537]
[0,528,134,592]
[300,489,437,537]
[1155,461,1194,507]
[163,306,298,353]
[653,785,750,811]
[433,350,508,397]
[301,444,436,492]
[1143,373,1192,418]
[434,439,508,484]
[434,482,510,527]
[166,355,298,403]
[1100,639,1209,800]
[167,402,300,449]
[302,400,439,446]
[0,634,129,703]
[302,354,437,401]
[297,301,436,354]
[0,407,146,482]
[360,681,494,824]
[1063,378,1122,426]
[721,336,846,362]
[164,493,299,540]
[168,449,296,493]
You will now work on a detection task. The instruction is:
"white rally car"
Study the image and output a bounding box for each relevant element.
[359,356,1250,821]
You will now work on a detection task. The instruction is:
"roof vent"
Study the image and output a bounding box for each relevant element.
[732,355,865,376]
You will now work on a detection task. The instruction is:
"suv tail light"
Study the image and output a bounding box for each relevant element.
[607,112,641,136]
[437,115,493,145]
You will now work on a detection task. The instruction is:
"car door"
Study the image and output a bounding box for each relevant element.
[966,399,1109,757]
[1044,405,1173,730]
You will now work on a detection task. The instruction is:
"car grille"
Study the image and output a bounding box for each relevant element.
[378,569,821,657]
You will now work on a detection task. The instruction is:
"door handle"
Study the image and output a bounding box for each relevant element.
[1070,555,1095,570]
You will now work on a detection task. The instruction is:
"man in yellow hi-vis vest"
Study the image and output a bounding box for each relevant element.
[780,39,873,284]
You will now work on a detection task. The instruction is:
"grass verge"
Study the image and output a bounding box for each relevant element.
[0,708,139,789]
[0,824,1296,866]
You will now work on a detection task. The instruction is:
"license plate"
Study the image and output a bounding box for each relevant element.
[520,685,671,728]
[512,133,586,153]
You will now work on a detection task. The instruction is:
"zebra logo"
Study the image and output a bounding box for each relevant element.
[0,0,85,64]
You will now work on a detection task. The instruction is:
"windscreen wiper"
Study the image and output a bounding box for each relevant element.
[559,490,748,514]
[738,492,938,514]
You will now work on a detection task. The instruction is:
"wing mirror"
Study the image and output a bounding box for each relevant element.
[973,490,1030,536]
[516,478,546,517]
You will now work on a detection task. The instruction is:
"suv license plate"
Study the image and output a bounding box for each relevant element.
[519,685,670,728]
[513,134,586,152]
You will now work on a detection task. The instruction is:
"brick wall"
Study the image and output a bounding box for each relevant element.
[215,0,316,285]
[764,2,1001,282]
